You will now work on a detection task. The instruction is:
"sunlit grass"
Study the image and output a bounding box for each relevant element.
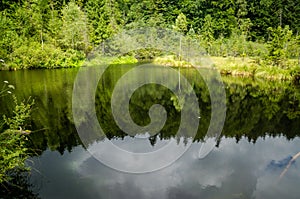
[211,56,300,80]
[153,55,192,67]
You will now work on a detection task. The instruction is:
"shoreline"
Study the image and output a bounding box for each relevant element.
[153,55,300,82]
[1,55,299,83]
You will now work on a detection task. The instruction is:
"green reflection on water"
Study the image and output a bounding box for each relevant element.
[0,65,299,153]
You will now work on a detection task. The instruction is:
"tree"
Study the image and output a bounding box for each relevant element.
[236,0,252,37]
[267,25,293,67]
[173,12,188,34]
[248,0,300,40]
[287,34,300,65]
[125,0,176,28]
[86,0,123,47]
[47,1,62,47]
[236,0,248,29]
[60,1,89,52]
[30,0,51,50]
[0,12,19,63]
[172,13,188,61]
[200,14,214,55]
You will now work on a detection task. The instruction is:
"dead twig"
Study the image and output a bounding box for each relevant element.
[279,152,300,180]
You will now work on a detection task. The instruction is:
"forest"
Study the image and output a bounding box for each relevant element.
[0,0,299,72]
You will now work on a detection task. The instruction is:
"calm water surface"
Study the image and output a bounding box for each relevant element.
[0,65,300,199]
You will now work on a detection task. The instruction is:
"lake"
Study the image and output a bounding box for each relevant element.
[0,64,300,199]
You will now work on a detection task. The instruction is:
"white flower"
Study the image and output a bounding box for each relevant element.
[7,91,11,94]
[8,85,15,89]
[3,81,8,84]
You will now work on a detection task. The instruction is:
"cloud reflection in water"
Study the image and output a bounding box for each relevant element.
[30,136,300,199]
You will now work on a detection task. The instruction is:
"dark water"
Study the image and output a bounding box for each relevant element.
[0,65,300,199]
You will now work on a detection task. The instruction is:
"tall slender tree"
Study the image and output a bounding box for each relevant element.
[60,1,89,52]
[85,0,123,46]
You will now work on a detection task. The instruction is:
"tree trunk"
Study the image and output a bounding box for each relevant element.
[41,30,44,50]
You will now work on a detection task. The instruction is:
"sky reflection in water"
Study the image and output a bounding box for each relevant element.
[30,136,300,199]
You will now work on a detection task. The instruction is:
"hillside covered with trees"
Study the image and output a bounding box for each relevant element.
[0,0,299,70]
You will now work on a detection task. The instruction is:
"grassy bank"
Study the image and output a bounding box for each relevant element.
[211,57,300,81]
[2,52,300,83]
[153,55,193,67]
[153,55,300,82]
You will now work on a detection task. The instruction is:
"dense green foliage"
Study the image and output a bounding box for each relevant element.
[0,82,34,184]
[0,0,299,70]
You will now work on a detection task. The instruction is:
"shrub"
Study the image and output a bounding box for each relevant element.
[8,41,85,69]
[0,82,34,184]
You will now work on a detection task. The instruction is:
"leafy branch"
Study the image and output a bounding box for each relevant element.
[0,83,34,184]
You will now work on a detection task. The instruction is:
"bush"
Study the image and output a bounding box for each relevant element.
[8,41,85,69]
[0,82,34,184]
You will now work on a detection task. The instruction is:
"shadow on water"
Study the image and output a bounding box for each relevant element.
[0,172,40,199]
